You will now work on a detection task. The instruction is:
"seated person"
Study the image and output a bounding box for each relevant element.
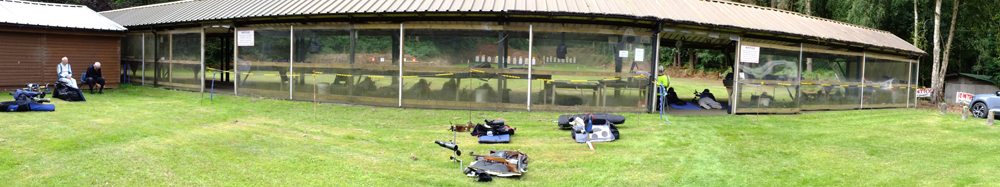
[665,87,686,106]
[84,62,105,94]
[698,89,724,109]
[57,57,78,89]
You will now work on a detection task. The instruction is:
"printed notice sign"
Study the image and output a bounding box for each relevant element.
[634,48,645,61]
[916,88,931,98]
[237,30,255,46]
[619,50,629,58]
[740,45,760,63]
[957,92,973,104]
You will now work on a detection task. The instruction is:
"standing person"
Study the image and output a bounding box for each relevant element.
[85,62,105,94]
[57,57,78,88]
[698,89,723,109]
[724,70,734,100]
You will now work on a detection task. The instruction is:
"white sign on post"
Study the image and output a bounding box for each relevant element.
[618,50,629,58]
[740,45,760,63]
[956,92,974,104]
[916,88,932,97]
[237,30,255,46]
[634,48,644,61]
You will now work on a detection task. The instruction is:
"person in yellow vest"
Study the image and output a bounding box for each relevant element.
[656,66,670,110]
[657,65,669,89]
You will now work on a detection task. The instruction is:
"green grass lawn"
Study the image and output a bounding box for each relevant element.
[2,84,998,186]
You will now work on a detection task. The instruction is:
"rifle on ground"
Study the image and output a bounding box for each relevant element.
[469,151,522,173]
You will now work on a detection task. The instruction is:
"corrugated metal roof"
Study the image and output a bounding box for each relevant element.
[99,0,923,55]
[0,0,125,31]
[952,73,996,84]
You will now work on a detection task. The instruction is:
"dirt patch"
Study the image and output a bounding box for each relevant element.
[916,100,969,114]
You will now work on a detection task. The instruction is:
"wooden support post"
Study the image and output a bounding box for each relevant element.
[314,74,317,119]
[168,34,173,83]
[989,109,996,126]
[454,78,461,102]
[962,105,969,120]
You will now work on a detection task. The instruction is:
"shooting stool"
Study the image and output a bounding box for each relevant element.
[79,73,86,85]
[989,109,1000,126]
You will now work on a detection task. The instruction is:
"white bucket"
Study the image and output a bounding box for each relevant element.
[317,82,330,95]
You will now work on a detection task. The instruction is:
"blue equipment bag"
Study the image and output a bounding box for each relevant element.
[1,101,54,112]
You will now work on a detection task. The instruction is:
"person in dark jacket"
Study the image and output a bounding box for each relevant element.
[85,62,105,94]
[666,87,686,106]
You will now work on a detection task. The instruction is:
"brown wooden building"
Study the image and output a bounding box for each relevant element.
[0,0,126,90]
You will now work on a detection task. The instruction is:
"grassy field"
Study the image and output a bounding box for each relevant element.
[2,84,998,186]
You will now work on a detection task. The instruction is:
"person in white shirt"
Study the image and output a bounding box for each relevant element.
[57,57,78,89]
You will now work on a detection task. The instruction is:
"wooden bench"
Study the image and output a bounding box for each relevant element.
[548,81,605,107]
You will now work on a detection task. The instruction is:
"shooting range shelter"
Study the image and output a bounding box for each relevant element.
[100,0,925,114]
[0,0,126,90]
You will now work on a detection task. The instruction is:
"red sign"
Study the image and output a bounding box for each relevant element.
[956,92,974,104]
[916,88,931,97]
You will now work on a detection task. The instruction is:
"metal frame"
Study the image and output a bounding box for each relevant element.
[732,36,741,115]
[398,23,404,107]
[860,52,867,109]
[123,21,923,114]
[200,25,206,93]
[527,25,533,111]
[141,33,145,85]
[233,27,239,96]
[907,59,913,108]
[648,25,662,113]
[289,25,294,99]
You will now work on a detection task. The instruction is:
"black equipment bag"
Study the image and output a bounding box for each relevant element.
[557,113,626,128]
[471,119,516,136]
[52,84,85,102]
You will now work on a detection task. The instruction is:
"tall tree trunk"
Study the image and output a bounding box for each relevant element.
[913,0,919,46]
[806,0,811,15]
[674,53,680,67]
[688,50,695,73]
[936,0,961,103]
[806,58,813,72]
[930,0,943,104]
